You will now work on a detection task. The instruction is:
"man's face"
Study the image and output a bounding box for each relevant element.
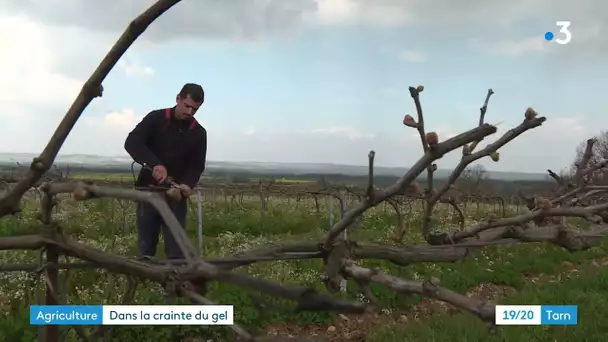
[175,94,202,120]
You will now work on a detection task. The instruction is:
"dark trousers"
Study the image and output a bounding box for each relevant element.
[136,197,188,260]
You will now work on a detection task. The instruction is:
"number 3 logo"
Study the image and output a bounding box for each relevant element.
[555,21,572,45]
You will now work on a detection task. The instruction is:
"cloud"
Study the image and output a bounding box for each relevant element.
[61,109,145,156]
[313,0,528,28]
[311,127,375,140]
[0,12,144,155]
[243,127,256,135]
[103,109,144,131]
[0,1,593,37]
[314,0,411,27]
[317,0,607,62]
[468,22,606,60]
[117,57,155,78]
[0,15,82,114]
[0,0,319,43]
[468,36,551,57]
[1,0,605,60]
[0,14,88,153]
[399,50,426,62]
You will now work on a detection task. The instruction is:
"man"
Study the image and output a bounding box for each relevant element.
[124,83,207,260]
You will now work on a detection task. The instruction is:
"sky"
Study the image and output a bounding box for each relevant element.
[0,0,606,174]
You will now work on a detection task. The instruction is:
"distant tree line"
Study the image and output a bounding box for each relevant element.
[0,161,559,197]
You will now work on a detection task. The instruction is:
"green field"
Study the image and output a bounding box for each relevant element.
[67,172,316,187]
[70,172,134,182]
[0,192,605,341]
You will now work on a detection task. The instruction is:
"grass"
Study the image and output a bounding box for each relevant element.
[368,262,608,342]
[0,192,606,341]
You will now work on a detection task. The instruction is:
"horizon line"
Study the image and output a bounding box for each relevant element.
[0,152,554,176]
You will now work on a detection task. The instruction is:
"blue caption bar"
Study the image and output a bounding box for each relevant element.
[30,305,103,325]
[540,305,577,325]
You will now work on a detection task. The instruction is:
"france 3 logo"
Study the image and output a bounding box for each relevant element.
[544,21,572,45]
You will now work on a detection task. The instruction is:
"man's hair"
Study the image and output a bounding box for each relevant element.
[178,83,204,103]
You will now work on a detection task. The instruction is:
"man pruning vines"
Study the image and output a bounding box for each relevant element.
[124,83,207,261]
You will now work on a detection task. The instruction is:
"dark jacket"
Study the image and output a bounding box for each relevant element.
[124,107,207,188]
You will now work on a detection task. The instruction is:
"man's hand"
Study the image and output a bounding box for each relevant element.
[152,165,168,183]
[177,184,193,197]
[166,187,182,201]
[165,184,191,201]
